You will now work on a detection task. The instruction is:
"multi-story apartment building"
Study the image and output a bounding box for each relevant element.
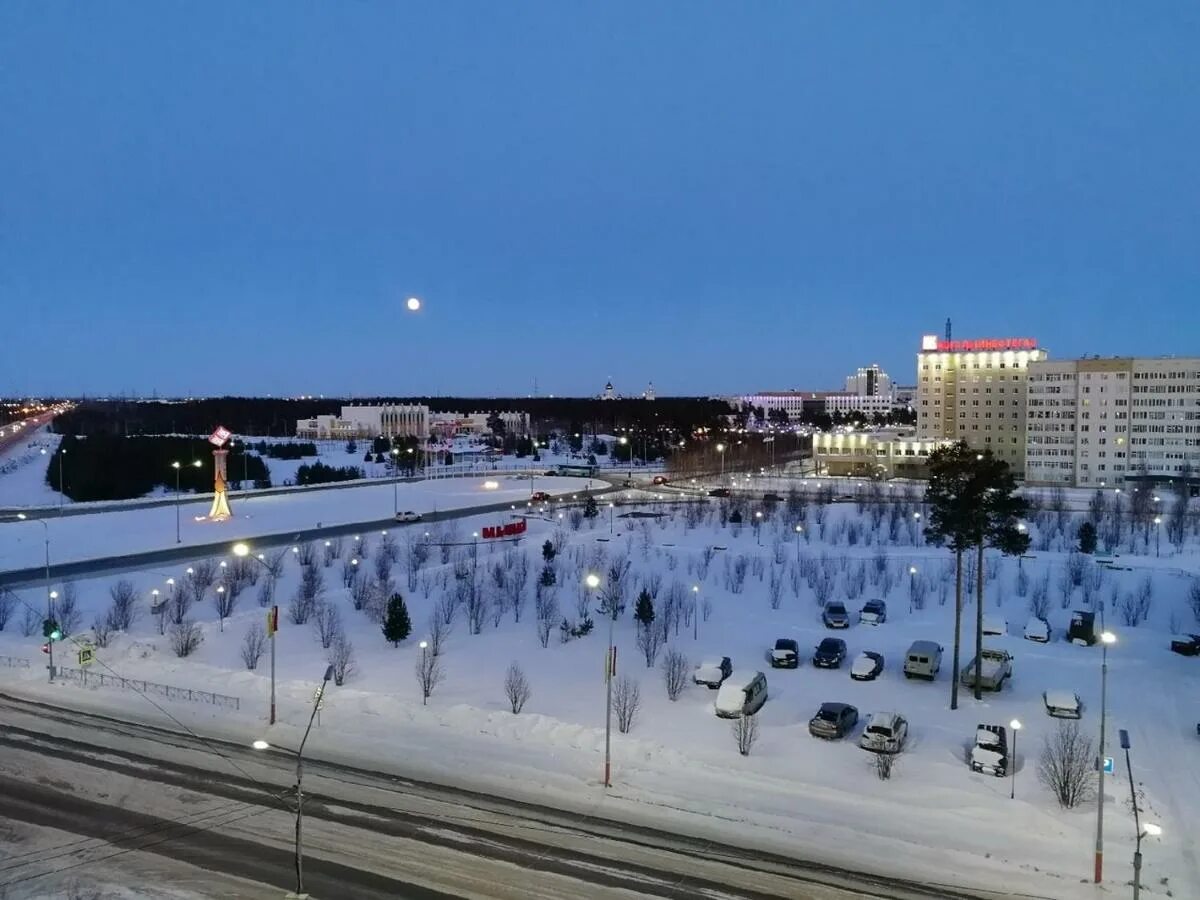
[1026,357,1200,488]
[916,335,1047,476]
[845,364,892,398]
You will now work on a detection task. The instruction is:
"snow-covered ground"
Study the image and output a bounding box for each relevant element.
[2,495,1198,899]
[0,475,596,571]
[0,427,65,509]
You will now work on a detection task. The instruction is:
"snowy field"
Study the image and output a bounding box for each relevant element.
[2,493,1199,899]
[0,476,596,571]
[0,428,65,509]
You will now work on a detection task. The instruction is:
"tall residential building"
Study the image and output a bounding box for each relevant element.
[845,364,892,397]
[1025,357,1200,487]
[916,334,1047,476]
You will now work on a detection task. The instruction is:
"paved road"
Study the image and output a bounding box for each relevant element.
[0,692,992,900]
[0,411,57,457]
[0,483,619,590]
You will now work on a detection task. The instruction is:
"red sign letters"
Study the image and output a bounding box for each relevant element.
[933,338,1037,352]
[482,519,528,540]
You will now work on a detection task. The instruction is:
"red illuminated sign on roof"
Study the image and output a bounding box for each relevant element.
[931,338,1037,353]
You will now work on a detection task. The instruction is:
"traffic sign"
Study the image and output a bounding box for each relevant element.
[1103,756,1114,775]
[78,644,95,667]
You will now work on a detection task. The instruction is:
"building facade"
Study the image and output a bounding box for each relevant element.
[845,364,892,398]
[814,430,950,479]
[916,335,1047,476]
[1025,356,1200,488]
[296,404,429,440]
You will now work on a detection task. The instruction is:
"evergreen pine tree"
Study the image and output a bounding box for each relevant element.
[583,494,599,518]
[382,593,411,647]
[634,589,655,629]
[1078,521,1098,554]
[542,540,556,563]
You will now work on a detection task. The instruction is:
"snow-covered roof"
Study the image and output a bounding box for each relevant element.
[908,640,941,654]
[1044,690,1080,710]
[698,657,725,668]
[720,670,760,692]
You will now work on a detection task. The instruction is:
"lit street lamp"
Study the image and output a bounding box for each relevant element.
[794,524,803,562]
[419,640,429,706]
[1153,516,1161,557]
[754,510,763,545]
[1119,728,1160,899]
[15,513,54,681]
[234,542,280,724]
[716,443,726,481]
[691,584,700,641]
[586,573,614,788]
[251,664,334,899]
[171,460,202,544]
[1095,629,1116,883]
[1009,719,1021,799]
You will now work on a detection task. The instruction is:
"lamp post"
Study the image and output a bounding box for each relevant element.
[908,566,918,613]
[1119,729,1160,900]
[794,524,803,562]
[234,542,279,724]
[1095,629,1116,883]
[692,584,700,641]
[419,640,429,705]
[754,510,763,545]
[171,460,202,544]
[1153,516,1161,557]
[252,664,334,899]
[16,514,53,681]
[1009,719,1021,799]
[390,449,400,515]
[586,573,613,788]
[619,435,631,480]
[609,502,615,535]
[716,443,726,481]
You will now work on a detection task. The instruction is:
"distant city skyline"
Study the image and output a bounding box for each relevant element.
[4,5,1198,398]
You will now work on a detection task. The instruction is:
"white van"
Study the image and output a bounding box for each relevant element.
[715,671,768,718]
[903,641,943,680]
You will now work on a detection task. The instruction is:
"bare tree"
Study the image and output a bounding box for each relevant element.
[732,713,759,756]
[56,582,82,635]
[661,649,689,701]
[263,548,288,581]
[91,614,114,648]
[613,676,641,733]
[241,622,267,669]
[504,551,530,623]
[1189,578,1200,626]
[312,602,342,649]
[872,750,897,781]
[21,605,41,637]
[374,549,394,584]
[212,585,237,632]
[415,647,444,703]
[637,619,666,668]
[256,575,276,609]
[503,661,532,713]
[105,581,140,631]
[1038,720,1095,809]
[350,575,373,611]
[426,610,450,656]
[534,592,558,648]
[327,633,356,685]
[169,619,204,658]
[0,589,16,632]
[289,564,324,624]
[767,569,784,610]
[295,541,317,568]
[341,557,361,589]
[404,534,430,591]
[465,581,486,635]
[435,595,458,627]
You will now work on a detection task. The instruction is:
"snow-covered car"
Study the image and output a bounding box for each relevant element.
[859,599,887,625]
[394,510,422,523]
[1043,690,1082,719]
[960,648,1013,691]
[769,639,800,669]
[859,712,908,753]
[970,724,1009,777]
[715,671,768,718]
[693,657,733,689]
[762,492,784,503]
[822,602,850,629]
[812,637,847,669]
[808,702,859,739]
[982,616,1008,637]
[850,651,884,681]
[1024,616,1051,643]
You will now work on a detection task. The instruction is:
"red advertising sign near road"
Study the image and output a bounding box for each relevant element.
[481,520,528,540]
[209,425,233,446]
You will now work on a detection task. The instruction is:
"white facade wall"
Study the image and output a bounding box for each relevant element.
[845,365,892,397]
[740,393,809,421]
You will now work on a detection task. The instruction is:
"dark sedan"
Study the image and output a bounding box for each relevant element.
[808,702,859,739]
[812,637,847,669]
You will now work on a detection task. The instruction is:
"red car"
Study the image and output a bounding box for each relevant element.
[530,491,552,502]
[652,475,669,485]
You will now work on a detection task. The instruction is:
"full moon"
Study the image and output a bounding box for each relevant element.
[406,297,421,312]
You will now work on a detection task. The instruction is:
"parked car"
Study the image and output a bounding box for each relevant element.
[1043,690,1082,719]
[812,637,848,669]
[769,639,800,669]
[693,657,733,689]
[543,470,559,476]
[394,510,422,523]
[960,648,1013,691]
[715,671,768,718]
[808,702,859,739]
[708,488,731,498]
[834,493,855,502]
[982,616,1008,637]
[1170,634,1200,656]
[822,601,850,629]
[762,492,783,503]
[529,491,552,502]
[1068,610,1097,645]
[859,712,908,753]
[970,724,1009,777]
[859,599,887,625]
[903,641,943,680]
[1024,616,1051,643]
[652,475,669,485]
[850,651,884,681]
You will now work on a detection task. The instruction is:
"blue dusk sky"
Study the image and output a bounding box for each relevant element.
[3,3,1198,398]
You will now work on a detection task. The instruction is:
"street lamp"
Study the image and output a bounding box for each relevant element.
[251,664,334,899]
[419,640,429,706]
[908,565,918,613]
[1009,719,1021,799]
[716,443,726,481]
[754,510,763,545]
[171,460,202,544]
[585,573,614,788]
[619,435,631,479]
[390,449,400,515]
[1095,629,1116,883]
[794,524,803,562]
[1153,516,1161,557]
[1119,728,1159,899]
[16,513,54,681]
[691,585,701,641]
[234,542,279,724]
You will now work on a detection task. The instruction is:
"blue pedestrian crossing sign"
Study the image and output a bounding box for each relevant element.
[1102,756,1114,774]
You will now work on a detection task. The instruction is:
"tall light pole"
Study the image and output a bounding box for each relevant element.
[252,664,334,899]
[586,573,612,788]
[908,565,918,613]
[716,442,726,481]
[794,524,803,562]
[1009,718,1021,799]
[619,435,631,480]
[1119,728,1161,900]
[16,514,53,681]
[171,460,202,544]
[234,542,279,724]
[754,510,763,545]
[390,448,400,515]
[1153,516,1161,557]
[1095,629,1116,883]
[419,640,429,705]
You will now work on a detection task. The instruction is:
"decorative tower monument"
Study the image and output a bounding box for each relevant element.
[207,425,233,521]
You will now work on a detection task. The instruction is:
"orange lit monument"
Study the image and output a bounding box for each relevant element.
[207,425,233,521]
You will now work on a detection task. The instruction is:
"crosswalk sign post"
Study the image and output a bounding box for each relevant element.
[78,644,95,667]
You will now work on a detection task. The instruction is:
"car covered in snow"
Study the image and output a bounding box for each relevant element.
[850,651,884,681]
[1043,690,1082,719]
[715,671,768,718]
[822,601,850,629]
[394,510,422,523]
[1170,634,1200,656]
[960,648,1013,691]
[859,712,908,753]
[708,488,731,498]
[970,724,1009,777]
[1024,616,1051,643]
[982,616,1008,637]
[769,639,800,669]
[762,492,784,503]
[693,656,733,689]
[859,599,887,625]
[812,637,848,669]
[808,702,859,739]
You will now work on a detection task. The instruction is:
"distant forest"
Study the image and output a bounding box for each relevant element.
[51,397,735,439]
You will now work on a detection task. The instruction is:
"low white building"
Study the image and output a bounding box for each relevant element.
[297,405,529,441]
[814,430,951,479]
[429,410,530,438]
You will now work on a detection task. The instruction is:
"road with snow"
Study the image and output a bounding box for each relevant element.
[0,692,986,900]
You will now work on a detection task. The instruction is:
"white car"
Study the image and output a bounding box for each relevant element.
[982,616,1008,637]
[859,712,908,753]
[692,657,732,689]
[394,510,422,523]
[1024,616,1051,643]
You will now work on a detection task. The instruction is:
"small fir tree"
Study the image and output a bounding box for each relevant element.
[634,589,655,629]
[382,593,412,647]
[1078,521,1098,555]
[583,494,599,518]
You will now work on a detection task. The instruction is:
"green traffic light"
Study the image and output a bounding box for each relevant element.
[50,629,62,641]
